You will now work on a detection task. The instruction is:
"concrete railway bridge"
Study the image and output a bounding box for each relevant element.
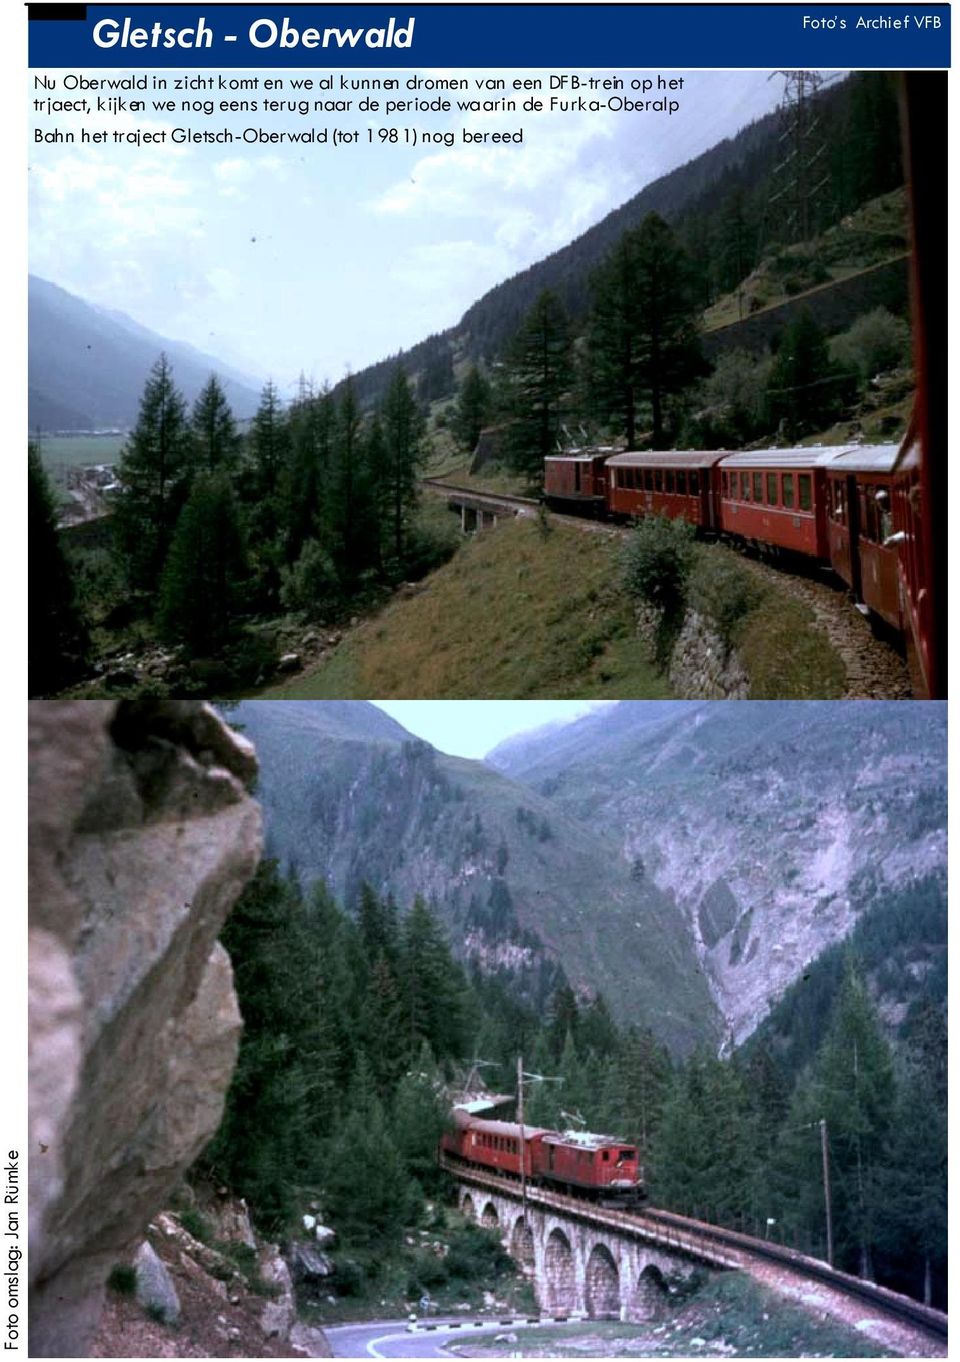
[441,1154,737,1323]
[421,478,536,534]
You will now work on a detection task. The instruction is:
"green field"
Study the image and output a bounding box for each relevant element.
[260,515,673,700]
[35,434,126,468]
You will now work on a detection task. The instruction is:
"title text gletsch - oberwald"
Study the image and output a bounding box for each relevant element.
[92,16,417,48]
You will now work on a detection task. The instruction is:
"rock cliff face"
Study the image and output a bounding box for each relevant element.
[28,701,262,1358]
[490,701,947,1045]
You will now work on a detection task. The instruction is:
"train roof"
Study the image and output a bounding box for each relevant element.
[541,1130,635,1151]
[546,448,620,463]
[606,450,728,469]
[719,447,848,469]
[824,445,900,474]
[452,1111,551,1140]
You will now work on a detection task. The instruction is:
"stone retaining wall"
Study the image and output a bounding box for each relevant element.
[636,603,750,700]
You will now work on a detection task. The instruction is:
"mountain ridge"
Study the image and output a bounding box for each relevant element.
[28,274,264,432]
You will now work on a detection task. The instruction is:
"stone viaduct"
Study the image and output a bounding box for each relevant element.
[447,1165,736,1323]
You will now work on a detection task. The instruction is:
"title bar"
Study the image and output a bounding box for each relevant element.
[27,4,953,68]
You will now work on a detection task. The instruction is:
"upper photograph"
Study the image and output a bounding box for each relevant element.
[29,66,946,700]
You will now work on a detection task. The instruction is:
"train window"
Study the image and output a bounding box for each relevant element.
[654,470,663,492]
[832,481,845,524]
[618,1150,636,1160]
[767,473,779,505]
[798,474,812,511]
[601,1150,610,1162]
[740,473,750,501]
[877,491,893,543]
[689,470,699,495]
[753,473,763,502]
[676,470,687,495]
[609,469,617,489]
[783,474,795,508]
[721,472,729,497]
[666,470,675,494]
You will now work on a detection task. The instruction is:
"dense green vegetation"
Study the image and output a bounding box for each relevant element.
[203,862,945,1311]
[47,361,459,696]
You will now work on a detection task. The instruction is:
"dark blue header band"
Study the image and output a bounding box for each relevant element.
[27,4,953,68]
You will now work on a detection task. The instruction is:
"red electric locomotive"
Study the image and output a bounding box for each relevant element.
[542,448,618,516]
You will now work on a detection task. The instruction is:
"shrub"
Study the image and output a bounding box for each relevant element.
[688,350,773,447]
[400,516,460,582]
[332,1256,366,1296]
[444,1223,512,1282]
[687,551,765,652]
[621,515,696,617]
[178,1208,211,1244]
[106,1264,137,1296]
[829,307,912,382]
[280,539,342,619]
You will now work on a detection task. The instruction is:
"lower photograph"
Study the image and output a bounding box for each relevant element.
[27,699,946,1359]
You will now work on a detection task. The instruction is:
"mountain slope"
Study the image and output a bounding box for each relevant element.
[489,701,947,1045]
[228,701,718,1054]
[28,275,263,431]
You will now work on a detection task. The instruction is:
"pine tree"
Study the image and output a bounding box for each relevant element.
[282,385,335,564]
[114,354,192,593]
[606,1026,671,1164]
[765,311,854,438]
[499,290,573,480]
[241,381,289,605]
[323,1056,419,1245]
[586,214,703,447]
[381,367,424,568]
[451,365,493,451]
[203,862,341,1230]
[28,448,89,695]
[157,470,249,653]
[190,375,240,475]
[779,964,897,1277]
[327,377,378,584]
[398,897,466,1063]
[391,1041,446,1192]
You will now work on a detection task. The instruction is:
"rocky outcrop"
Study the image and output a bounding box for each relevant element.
[28,701,262,1358]
[134,1242,181,1324]
[635,602,749,699]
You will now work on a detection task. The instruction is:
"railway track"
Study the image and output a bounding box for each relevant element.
[442,1157,947,1353]
[421,477,541,513]
[420,477,912,698]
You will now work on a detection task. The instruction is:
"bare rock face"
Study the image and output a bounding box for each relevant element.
[28,701,262,1358]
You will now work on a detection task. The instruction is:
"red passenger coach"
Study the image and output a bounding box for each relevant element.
[606,451,726,528]
[891,421,935,696]
[543,450,616,515]
[718,449,835,558]
[440,1110,547,1179]
[826,446,901,631]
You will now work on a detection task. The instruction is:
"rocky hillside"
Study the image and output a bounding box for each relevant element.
[227,702,718,1054]
[489,701,946,1045]
[28,702,262,1357]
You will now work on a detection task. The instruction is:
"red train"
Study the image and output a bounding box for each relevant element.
[544,439,934,695]
[440,1107,646,1204]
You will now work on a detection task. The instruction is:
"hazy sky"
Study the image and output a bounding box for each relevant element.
[30,67,792,396]
[373,700,612,759]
